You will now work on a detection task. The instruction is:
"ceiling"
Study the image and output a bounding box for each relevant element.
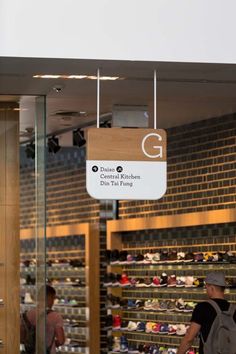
[1,57,236,143]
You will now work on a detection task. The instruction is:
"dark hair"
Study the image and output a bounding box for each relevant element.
[46,284,56,297]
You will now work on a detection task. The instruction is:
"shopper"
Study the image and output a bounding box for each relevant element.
[177,272,236,354]
[21,284,65,354]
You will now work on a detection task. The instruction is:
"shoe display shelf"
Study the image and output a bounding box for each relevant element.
[105,209,236,353]
[20,223,100,354]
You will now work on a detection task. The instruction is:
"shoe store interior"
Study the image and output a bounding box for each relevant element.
[0,57,236,354]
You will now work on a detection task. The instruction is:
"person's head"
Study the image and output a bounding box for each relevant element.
[205,272,226,299]
[46,284,56,308]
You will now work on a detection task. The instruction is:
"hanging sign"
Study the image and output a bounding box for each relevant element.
[86,128,167,200]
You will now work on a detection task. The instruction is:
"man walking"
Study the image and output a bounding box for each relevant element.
[177,272,236,354]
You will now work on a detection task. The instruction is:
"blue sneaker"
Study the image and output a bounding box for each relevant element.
[136,321,146,332]
[120,335,128,353]
[127,299,136,309]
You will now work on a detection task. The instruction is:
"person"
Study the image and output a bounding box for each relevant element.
[177,272,236,354]
[21,284,65,354]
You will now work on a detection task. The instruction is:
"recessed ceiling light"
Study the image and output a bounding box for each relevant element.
[33,74,123,81]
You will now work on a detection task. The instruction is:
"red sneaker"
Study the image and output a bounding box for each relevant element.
[119,273,131,287]
[112,315,121,330]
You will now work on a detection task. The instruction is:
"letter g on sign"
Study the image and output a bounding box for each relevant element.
[141,133,163,158]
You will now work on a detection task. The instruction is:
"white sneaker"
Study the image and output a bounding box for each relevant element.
[176,324,187,336]
[127,321,137,331]
[24,292,33,304]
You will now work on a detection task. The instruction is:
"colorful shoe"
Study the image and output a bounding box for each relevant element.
[168,324,177,335]
[135,278,146,287]
[167,274,176,287]
[151,299,161,311]
[127,321,137,331]
[135,299,144,310]
[144,277,153,287]
[145,322,156,333]
[168,349,177,354]
[194,253,204,262]
[119,273,131,287]
[127,299,136,309]
[152,323,161,333]
[158,301,168,311]
[184,252,194,262]
[24,292,33,304]
[126,254,136,264]
[152,276,161,287]
[143,253,153,264]
[177,252,185,262]
[112,315,121,330]
[184,302,196,312]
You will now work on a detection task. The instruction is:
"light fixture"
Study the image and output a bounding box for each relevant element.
[73,129,86,147]
[33,74,123,81]
[48,136,61,153]
[25,142,35,159]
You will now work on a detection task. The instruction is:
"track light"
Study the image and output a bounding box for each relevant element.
[48,136,61,153]
[25,141,35,159]
[73,129,86,147]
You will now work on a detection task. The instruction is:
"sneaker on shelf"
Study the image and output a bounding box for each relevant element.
[127,254,136,264]
[143,252,153,264]
[159,323,169,334]
[142,344,151,353]
[168,250,178,263]
[184,301,196,312]
[184,252,194,262]
[158,301,168,312]
[135,278,146,287]
[176,324,187,336]
[145,322,156,333]
[135,299,144,310]
[203,252,214,262]
[112,315,122,330]
[168,349,177,354]
[105,249,111,264]
[187,349,195,354]
[168,324,177,335]
[160,273,168,287]
[152,276,161,287]
[152,323,161,334]
[149,345,160,354]
[119,250,128,264]
[130,278,137,287]
[106,294,120,309]
[144,300,153,311]
[185,276,195,287]
[159,347,168,354]
[177,252,185,262]
[194,253,204,262]
[175,298,186,312]
[24,292,33,304]
[152,252,161,263]
[176,276,186,288]
[119,273,131,287]
[135,254,144,263]
[136,321,146,332]
[112,336,121,352]
[69,299,78,307]
[166,300,176,312]
[193,277,203,287]
[167,274,177,287]
[120,320,129,331]
[151,299,161,311]
[120,336,129,353]
[110,249,120,265]
[104,314,113,330]
[119,298,128,309]
[127,299,136,309]
[160,250,169,263]
[127,321,137,331]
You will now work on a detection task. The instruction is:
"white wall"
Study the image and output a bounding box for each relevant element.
[0,0,236,64]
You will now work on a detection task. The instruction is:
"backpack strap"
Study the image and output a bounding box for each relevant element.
[207,299,222,314]
[229,303,236,316]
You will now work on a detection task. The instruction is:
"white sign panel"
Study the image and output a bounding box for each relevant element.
[86,128,167,200]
